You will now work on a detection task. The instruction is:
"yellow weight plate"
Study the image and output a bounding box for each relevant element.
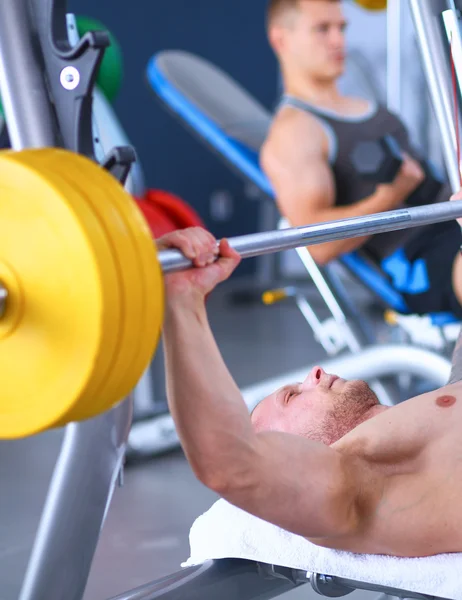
[23,151,125,422]
[9,150,123,428]
[64,154,163,404]
[354,0,386,10]
[50,152,163,407]
[52,154,143,418]
[99,168,164,399]
[74,164,146,411]
[0,150,122,438]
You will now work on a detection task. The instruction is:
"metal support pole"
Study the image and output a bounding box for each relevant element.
[0,0,57,149]
[387,0,402,114]
[409,0,461,192]
[442,8,462,160]
[159,199,462,274]
[19,401,133,600]
[442,8,462,86]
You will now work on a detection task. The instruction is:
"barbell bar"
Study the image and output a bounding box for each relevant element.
[158,199,462,274]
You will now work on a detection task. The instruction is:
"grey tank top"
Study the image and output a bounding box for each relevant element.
[280,95,449,261]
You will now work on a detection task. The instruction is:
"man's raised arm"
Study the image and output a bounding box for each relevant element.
[159,228,373,543]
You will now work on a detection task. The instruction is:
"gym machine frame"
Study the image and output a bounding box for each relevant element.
[0,2,459,600]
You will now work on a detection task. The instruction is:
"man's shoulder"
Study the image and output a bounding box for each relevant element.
[269,105,324,139]
[261,107,326,166]
[340,385,462,465]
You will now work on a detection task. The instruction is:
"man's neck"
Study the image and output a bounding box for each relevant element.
[330,405,390,448]
[284,73,342,108]
[356,404,390,428]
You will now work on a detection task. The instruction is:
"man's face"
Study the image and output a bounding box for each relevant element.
[251,366,379,445]
[271,1,347,81]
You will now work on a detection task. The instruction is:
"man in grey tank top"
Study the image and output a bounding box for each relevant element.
[261,0,462,318]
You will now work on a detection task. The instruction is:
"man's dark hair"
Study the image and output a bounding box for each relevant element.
[266,0,341,30]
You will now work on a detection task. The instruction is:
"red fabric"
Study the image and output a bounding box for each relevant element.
[143,189,205,230]
[135,189,205,238]
[135,199,177,238]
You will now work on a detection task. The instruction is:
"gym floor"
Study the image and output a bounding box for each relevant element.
[0,277,378,600]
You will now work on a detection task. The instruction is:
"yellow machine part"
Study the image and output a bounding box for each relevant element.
[354,0,387,11]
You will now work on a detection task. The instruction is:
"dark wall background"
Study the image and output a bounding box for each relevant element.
[70,0,279,275]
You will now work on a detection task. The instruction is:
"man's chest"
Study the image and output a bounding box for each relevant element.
[328,397,462,556]
[347,389,462,466]
[359,447,462,556]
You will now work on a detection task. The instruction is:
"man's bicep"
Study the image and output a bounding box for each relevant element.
[262,133,336,226]
[221,432,362,540]
[277,158,337,227]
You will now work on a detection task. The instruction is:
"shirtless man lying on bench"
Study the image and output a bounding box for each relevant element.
[158,223,462,559]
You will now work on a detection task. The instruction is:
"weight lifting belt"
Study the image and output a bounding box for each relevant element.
[279,95,449,262]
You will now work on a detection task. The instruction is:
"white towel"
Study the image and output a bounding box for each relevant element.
[183,499,462,600]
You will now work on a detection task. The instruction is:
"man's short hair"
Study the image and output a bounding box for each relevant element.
[266,0,340,30]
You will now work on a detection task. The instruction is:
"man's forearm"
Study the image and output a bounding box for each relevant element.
[307,186,405,264]
[163,299,256,487]
[308,235,369,265]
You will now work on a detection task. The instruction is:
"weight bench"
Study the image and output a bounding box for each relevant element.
[147,50,460,362]
[108,557,457,600]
